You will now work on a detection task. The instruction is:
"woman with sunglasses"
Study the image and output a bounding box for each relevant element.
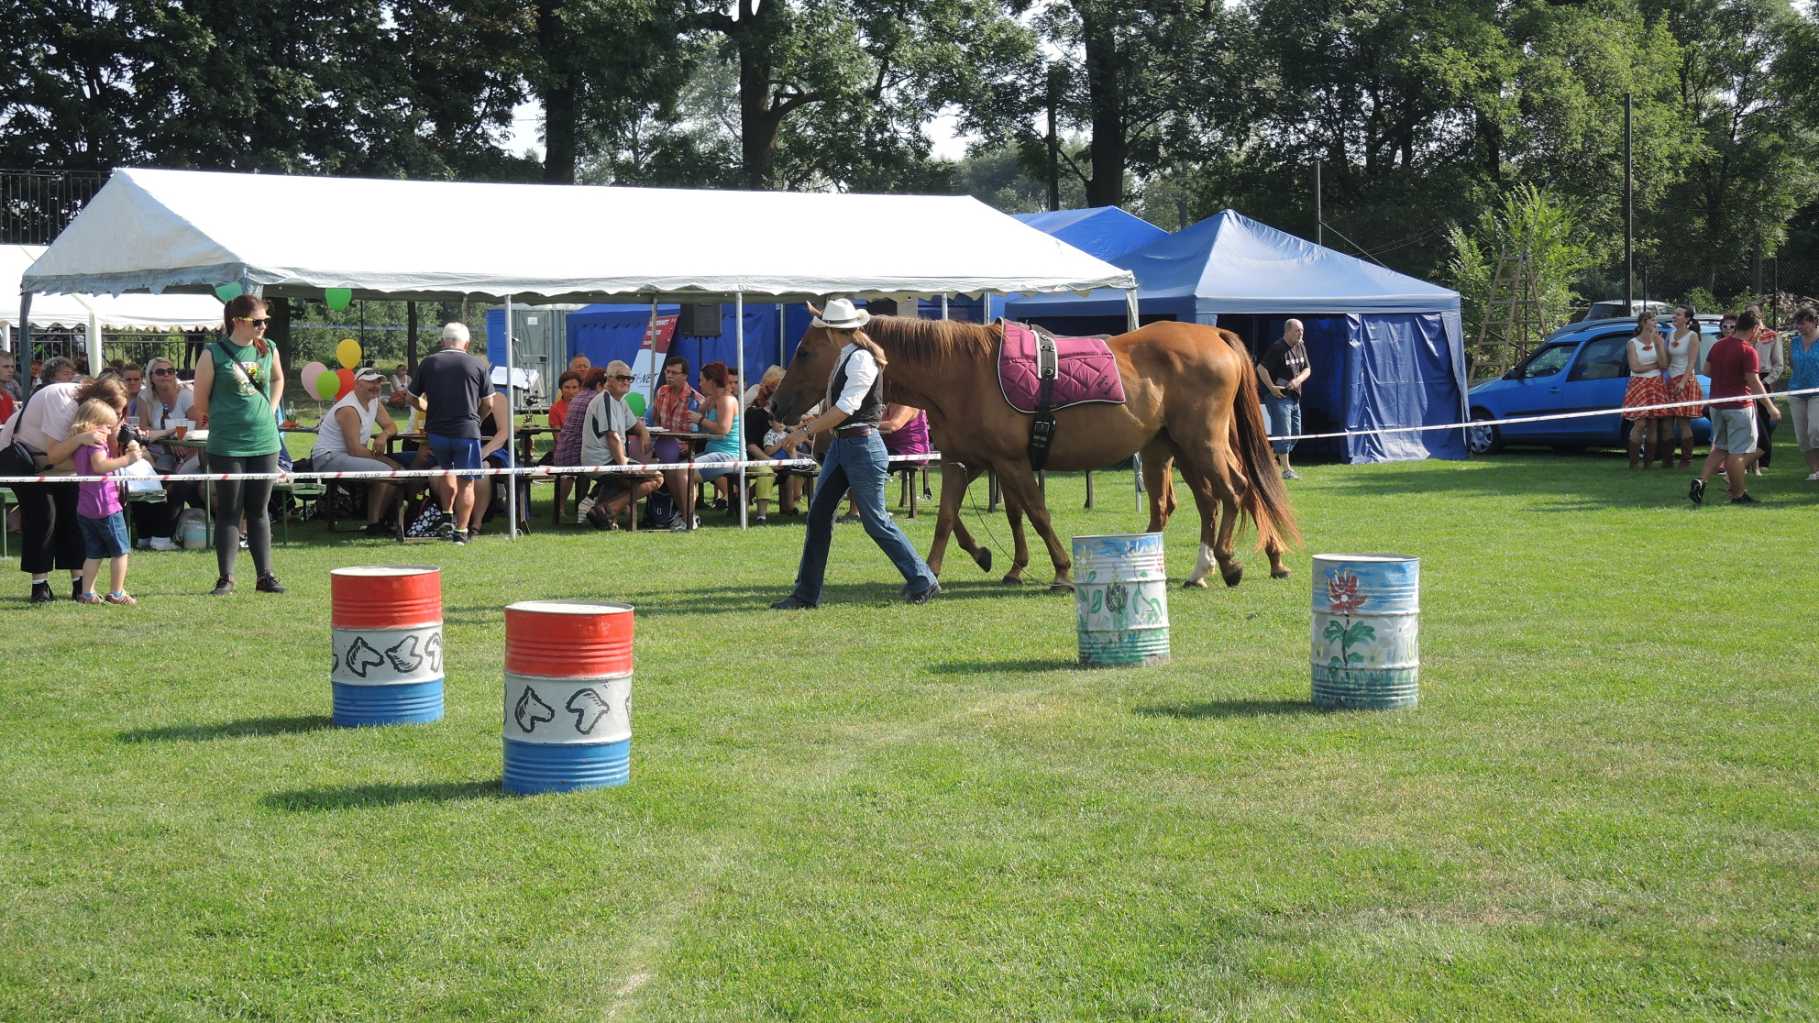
[192,294,286,596]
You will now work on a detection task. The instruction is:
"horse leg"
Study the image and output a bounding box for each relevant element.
[943,464,993,573]
[1174,448,1244,589]
[999,489,1030,585]
[1141,439,1175,533]
[926,462,969,577]
[993,462,1074,592]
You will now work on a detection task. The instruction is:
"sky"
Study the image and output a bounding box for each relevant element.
[502,102,975,165]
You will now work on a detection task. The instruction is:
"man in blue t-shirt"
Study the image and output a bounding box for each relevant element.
[409,322,495,543]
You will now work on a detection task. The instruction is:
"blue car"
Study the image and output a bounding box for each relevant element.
[1467,316,1716,454]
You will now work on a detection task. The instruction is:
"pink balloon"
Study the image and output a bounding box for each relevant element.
[300,361,328,395]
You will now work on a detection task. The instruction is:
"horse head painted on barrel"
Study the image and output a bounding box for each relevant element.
[769,309,1298,591]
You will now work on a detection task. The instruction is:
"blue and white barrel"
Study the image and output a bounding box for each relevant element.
[502,600,634,795]
[1072,532,1170,667]
[329,566,445,726]
[1311,554,1419,710]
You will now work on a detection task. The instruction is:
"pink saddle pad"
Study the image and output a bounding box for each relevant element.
[996,320,1127,415]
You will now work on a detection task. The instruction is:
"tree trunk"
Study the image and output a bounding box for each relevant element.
[1082,9,1124,207]
[537,0,579,184]
[739,47,782,189]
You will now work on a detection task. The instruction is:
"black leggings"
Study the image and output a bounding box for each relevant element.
[1756,402,1776,467]
[209,452,277,581]
[14,479,81,576]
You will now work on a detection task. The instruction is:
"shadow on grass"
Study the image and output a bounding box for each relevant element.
[1325,451,1702,511]
[118,715,335,743]
[930,657,1081,675]
[260,779,503,811]
[624,580,1058,617]
[1134,699,1324,720]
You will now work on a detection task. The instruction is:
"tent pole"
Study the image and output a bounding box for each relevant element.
[87,306,102,376]
[505,293,518,540]
[1127,288,1142,512]
[736,291,747,530]
[17,291,32,399]
[776,303,784,366]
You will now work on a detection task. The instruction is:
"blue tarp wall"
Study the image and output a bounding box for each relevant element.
[492,303,814,389]
[1002,210,1467,463]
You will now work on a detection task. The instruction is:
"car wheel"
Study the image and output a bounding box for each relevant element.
[1468,410,1502,455]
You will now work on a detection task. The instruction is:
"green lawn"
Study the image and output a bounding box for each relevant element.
[3,456,1815,1021]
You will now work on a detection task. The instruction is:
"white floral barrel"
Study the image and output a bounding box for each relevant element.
[1073,532,1169,667]
[1311,554,1419,709]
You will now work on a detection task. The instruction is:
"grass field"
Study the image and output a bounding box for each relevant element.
[3,455,1815,1021]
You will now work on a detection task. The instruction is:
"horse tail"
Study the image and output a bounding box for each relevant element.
[1221,330,1301,552]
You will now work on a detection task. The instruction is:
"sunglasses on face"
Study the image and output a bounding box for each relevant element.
[234,317,271,328]
[152,367,175,375]
[610,374,634,382]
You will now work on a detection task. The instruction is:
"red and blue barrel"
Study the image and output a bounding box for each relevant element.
[502,600,634,794]
[330,566,445,726]
[1310,554,1419,710]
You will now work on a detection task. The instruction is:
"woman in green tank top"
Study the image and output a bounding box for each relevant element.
[193,295,287,597]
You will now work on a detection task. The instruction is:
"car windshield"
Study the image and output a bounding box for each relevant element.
[1518,343,1575,378]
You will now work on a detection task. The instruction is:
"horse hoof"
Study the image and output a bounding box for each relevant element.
[1221,567,1244,588]
[973,549,993,573]
[1001,574,1025,586]
[1048,580,1075,594]
[1270,567,1291,580]
[1182,578,1208,590]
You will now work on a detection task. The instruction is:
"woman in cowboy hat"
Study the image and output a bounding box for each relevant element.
[770,298,939,608]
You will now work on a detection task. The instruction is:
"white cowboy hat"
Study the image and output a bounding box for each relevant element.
[812,297,871,330]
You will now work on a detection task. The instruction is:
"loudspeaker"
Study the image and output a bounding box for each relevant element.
[679,303,722,336]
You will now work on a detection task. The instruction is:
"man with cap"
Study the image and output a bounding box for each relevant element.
[409,322,495,543]
[771,298,939,608]
[310,367,404,535]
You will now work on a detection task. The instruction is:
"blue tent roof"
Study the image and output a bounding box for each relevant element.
[1011,207,1168,264]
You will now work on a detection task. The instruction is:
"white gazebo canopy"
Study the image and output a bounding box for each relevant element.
[3,244,222,367]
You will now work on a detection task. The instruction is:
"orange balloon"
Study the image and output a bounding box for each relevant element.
[335,367,356,400]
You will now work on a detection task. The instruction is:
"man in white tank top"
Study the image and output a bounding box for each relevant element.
[310,369,403,534]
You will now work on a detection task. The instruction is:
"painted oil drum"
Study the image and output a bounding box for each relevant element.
[1072,532,1170,667]
[1310,554,1419,710]
[502,601,634,794]
[329,566,444,726]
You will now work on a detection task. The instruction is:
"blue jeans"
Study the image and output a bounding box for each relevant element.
[789,431,935,604]
[1262,394,1301,454]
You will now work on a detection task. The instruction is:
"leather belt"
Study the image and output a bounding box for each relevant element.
[834,424,876,437]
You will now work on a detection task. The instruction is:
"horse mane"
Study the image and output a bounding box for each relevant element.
[861,315,1000,365]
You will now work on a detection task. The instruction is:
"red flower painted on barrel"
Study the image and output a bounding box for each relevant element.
[1327,571,1367,615]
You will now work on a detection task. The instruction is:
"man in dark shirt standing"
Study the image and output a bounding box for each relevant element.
[1692,308,1780,506]
[409,322,495,543]
[1257,318,1312,479]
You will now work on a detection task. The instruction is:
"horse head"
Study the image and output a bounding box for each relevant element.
[770,302,842,424]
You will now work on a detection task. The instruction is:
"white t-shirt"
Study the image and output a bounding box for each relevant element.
[5,381,82,456]
[581,393,638,466]
[827,344,880,415]
[313,392,380,458]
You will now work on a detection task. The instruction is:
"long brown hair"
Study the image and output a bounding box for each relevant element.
[842,328,889,370]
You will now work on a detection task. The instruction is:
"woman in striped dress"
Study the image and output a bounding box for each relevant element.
[1623,311,1670,469]
[1663,305,1705,467]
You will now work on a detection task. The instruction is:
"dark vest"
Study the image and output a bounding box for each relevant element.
[827,345,883,428]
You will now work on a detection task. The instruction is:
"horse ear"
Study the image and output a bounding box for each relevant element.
[805,301,822,319]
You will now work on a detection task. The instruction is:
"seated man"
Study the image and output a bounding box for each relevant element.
[311,368,404,535]
[580,360,663,529]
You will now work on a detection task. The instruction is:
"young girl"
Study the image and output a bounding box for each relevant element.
[70,399,144,606]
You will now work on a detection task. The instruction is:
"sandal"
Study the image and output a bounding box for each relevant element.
[76,592,103,605]
[104,591,137,606]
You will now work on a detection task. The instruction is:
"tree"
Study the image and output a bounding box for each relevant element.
[1446,183,1598,373]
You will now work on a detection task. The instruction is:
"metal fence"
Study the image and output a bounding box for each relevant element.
[1,169,106,245]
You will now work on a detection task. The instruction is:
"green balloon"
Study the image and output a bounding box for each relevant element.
[625,392,646,417]
[313,371,341,401]
[324,288,352,311]
[214,282,244,303]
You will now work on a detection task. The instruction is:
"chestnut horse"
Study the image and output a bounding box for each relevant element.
[769,314,1298,591]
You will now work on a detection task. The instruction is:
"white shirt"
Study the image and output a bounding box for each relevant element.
[313,392,380,458]
[581,393,638,466]
[1665,330,1698,376]
[827,343,880,416]
[5,381,81,455]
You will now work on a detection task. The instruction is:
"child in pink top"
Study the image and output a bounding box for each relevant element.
[70,399,145,605]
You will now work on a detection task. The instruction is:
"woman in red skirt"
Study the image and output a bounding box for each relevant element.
[1663,305,1705,467]
[1623,311,1671,468]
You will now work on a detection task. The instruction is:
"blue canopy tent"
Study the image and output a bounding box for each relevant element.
[1003,210,1467,462]
[930,207,1168,322]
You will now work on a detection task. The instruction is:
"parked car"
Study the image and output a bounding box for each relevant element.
[1467,316,1717,454]
[1579,299,1673,322]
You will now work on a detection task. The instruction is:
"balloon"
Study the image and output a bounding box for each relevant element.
[335,338,362,370]
[625,392,646,417]
[334,368,355,400]
[324,288,352,311]
[313,370,341,401]
[299,361,327,396]
[213,282,243,303]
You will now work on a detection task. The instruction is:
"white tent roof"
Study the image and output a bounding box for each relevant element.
[2,244,220,331]
[22,168,1138,302]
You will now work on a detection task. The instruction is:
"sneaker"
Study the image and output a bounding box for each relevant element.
[238,537,249,550]
[669,518,690,532]
[147,536,179,552]
[1729,493,1760,505]
[1282,468,1300,480]
[1688,478,1705,506]
[104,591,137,606]
[712,498,728,510]
[576,496,596,519]
[754,514,768,524]
[209,577,235,597]
[770,594,816,610]
[76,592,102,605]
[435,518,456,540]
[904,580,941,605]
[29,582,53,604]
[1807,471,1819,482]
[255,574,286,593]
[450,530,468,545]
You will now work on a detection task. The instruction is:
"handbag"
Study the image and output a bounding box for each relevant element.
[0,387,45,477]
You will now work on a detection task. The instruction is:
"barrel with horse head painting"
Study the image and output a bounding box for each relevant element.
[1073,532,1170,666]
[1310,554,1419,709]
[502,600,634,795]
[329,566,445,726]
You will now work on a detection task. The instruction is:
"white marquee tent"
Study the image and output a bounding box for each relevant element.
[23,168,1138,532]
[2,244,220,368]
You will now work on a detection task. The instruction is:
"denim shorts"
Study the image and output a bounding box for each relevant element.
[426,433,483,477]
[78,512,130,560]
[1711,407,1757,454]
